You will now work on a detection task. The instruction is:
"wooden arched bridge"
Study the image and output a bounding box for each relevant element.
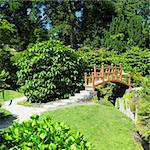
[84,64,131,91]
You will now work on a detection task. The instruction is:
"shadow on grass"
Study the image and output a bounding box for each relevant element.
[0,115,17,130]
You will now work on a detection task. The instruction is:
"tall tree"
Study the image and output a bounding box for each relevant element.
[81,0,116,48]
[101,0,149,52]
[0,0,117,49]
[0,0,47,50]
[112,0,149,19]
[47,0,82,48]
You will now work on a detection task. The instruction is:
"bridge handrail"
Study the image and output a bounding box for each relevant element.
[85,64,131,91]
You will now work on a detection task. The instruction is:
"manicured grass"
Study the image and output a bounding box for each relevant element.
[42,104,135,150]
[0,90,24,102]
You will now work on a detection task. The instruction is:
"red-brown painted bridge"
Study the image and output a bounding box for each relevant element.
[84,64,131,91]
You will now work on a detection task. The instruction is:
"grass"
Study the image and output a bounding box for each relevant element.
[0,90,24,102]
[42,104,135,150]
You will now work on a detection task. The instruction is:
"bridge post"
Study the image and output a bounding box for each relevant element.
[94,64,96,77]
[108,65,111,80]
[128,73,131,89]
[120,63,122,81]
[111,63,114,80]
[111,63,114,73]
[92,72,95,91]
[84,73,87,90]
[101,63,104,81]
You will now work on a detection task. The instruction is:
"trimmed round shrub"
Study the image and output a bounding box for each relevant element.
[0,115,92,149]
[17,39,85,103]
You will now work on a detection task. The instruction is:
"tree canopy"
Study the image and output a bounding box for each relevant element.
[0,1,149,148]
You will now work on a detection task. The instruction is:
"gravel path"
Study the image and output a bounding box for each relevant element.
[2,97,45,122]
[1,90,94,125]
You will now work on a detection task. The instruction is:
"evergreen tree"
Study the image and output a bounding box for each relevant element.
[45,0,116,48]
[101,0,149,53]
[47,0,82,48]
[81,0,116,48]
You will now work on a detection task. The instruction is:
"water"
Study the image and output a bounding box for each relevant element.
[0,115,17,130]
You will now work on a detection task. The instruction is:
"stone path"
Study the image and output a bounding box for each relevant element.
[1,90,94,124]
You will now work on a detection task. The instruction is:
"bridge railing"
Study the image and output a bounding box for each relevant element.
[85,64,131,91]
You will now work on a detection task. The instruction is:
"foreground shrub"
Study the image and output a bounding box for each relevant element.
[0,115,92,149]
[17,39,85,103]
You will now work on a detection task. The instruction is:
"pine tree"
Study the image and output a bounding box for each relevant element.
[101,0,149,53]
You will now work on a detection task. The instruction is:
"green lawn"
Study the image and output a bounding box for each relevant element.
[42,104,135,150]
[0,90,24,102]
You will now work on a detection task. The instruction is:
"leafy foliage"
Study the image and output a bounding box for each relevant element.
[0,48,17,89]
[123,91,137,113]
[123,46,150,76]
[137,77,150,144]
[0,19,15,31]
[80,0,116,48]
[101,96,114,107]
[0,70,10,89]
[44,0,116,48]
[0,19,15,47]
[113,0,149,20]
[101,15,149,53]
[78,46,150,85]
[0,1,47,50]
[0,115,92,149]
[17,39,85,103]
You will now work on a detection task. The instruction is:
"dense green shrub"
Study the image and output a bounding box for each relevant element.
[137,77,150,145]
[17,39,85,103]
[78,47,119,67]
[123,46,150,76]
[0,115,92,149]
[78,46,150,86]
[0,48,17,89]
[0,70,10,89]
